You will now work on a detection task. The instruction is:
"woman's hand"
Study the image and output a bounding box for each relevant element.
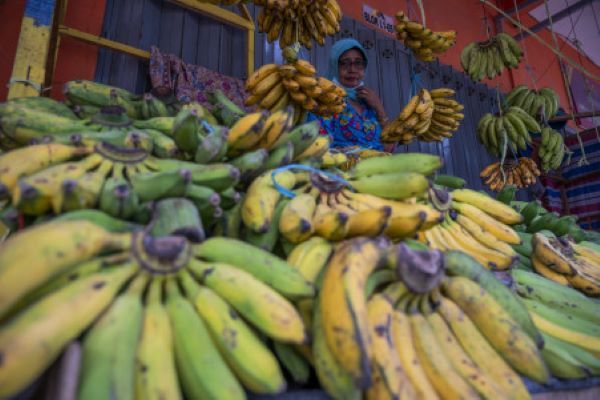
[356,87,385,115]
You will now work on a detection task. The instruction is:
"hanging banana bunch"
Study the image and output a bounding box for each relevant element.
[480,157,541,192]
[255,0,342,49]
[538,126,565,172]
[477,107,540,157]
[505,85,561,121]
[395,11,456,62]
[245,54,346,124]
[382,88,464,144]
[460,33,523,81]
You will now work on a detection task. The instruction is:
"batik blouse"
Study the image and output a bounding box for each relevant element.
[307,100,384,151]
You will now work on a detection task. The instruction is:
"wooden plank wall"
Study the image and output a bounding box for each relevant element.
[94,0,530,196]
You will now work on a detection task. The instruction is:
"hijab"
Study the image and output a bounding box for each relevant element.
[327,38,369,101]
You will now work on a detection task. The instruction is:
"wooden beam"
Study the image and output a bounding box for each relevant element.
[549,110,600,122]
[8,0,58,99]
[169,0,255,30]
[58,25,150,59]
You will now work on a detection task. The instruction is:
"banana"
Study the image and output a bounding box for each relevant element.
[312,199,350,241]
[286,236,332,284]
[242,169,295,233]
[260,107,294,149]
[0,220,130,318]
[0,264,136,398]
[438,296,531,400]
[452,201,521,244]
[541,332,591,379]
[455,213,517,257]
[227,111,269,155]
[452,188,523,224]
[529,310,600,353]
[350,171,429,200]
[532,233,576,275]
[78,273,147,400]
[320,238,386,388]
[350,152,442,178]
[244,198,287,252]
[345,206,391,238]
[195,236,313,298]
[274,341,310,384]
[279,193,316,243]
[442,276,549,383]
[366,294,416,400]
[187,259,307,343]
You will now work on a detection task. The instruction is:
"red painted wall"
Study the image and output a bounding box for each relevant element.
[0,0,27,101]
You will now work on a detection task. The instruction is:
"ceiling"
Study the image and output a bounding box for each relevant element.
[527,0,600,67]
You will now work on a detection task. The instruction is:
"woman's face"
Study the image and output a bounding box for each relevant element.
[338,49,366,88]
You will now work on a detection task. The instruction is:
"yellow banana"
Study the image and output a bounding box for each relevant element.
[320,238,386,388]
[531,254,571,285]
[260,107,294,149]
[529,310,600,353]
[178,271,285,394]
[251,69,283,97]
[187,259,306,343]
[346,206,392,238]
[442,276,549,383]
[227,111,269,153]
[286,236,333,284]
[260,82,286,110]
[455,213,517,257]
[279,193,317,243]
[0,264,136,398]
[532,233,576,275]
[452,201,520,244]
[0,220,130,318]
[294,135,331,161]
[452,188,523,224]
[398,95,420,121]
[437,296,531,400]
[242,170,295,233]
[366,294,416,400]
[246,63,280,92]
[312,198,350,241]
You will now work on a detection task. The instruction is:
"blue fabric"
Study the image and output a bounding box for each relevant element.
[307,99,383,151]
[327,39,368,101]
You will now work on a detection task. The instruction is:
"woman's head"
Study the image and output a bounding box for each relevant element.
[328,38,368,89]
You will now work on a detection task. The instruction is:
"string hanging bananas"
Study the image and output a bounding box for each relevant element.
[245,58,346,122]
[480,157,541,192]
[505,85,561,121]
[382,88,464,144]
[460,33,523,81]
[395,11,456,62]
[477,106,540,156]
[255,0,342,49]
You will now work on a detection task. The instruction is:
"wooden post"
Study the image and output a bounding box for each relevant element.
[8,0,57,99]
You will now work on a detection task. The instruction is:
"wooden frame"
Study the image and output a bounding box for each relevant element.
[43,0,255,96]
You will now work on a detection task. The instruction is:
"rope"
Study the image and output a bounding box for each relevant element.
[416,0,426,27]
[480,0,600,82]
[511,0,538,91]
[271,164,351,198]
[480,2,492,40]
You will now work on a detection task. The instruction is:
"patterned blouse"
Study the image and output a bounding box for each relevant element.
[307,99,384,151]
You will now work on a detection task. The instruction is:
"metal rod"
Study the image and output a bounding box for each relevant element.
[515,0,594,41]
[549,110,600,122]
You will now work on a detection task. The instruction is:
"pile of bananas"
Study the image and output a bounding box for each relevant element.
[0,217,318,399]
[245,58,345,122]
[539,126,565,171]
[477,107,540,156]
[420,188,523,270]
[513,269,600,379]
[480,157,541,191]
[460,33,523,81]
[382,88,464,144]
[529,233,600,296]
[514,200,585,240]
[505,85,561,121]
[234,153,444,248]
[312,240,548,399]
[394,11,456,62]
[255,0,342,49]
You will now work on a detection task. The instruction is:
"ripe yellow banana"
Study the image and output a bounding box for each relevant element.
[442,276,549,383]
[455,214,517,258]
[0,264,136,398]
[279,193,317,243]
[246,63,280,92]
[452,188,523,224]
[345,206,392,238]
[286,236,333,284]
[0,220,131,318]
[532,233,576,275]
[452,201,520,244]
[312,196,350,241]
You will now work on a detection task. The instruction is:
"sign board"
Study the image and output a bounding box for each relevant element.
[362,4,396,35]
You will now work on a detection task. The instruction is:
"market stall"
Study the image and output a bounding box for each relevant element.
[0,0,599,399]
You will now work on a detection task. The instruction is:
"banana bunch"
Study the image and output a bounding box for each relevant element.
[0,142,242,227]
[460,33,523,81]
[480,157,541,191]
[316,241,547,399]
[505,85,560,121]
[529,232,600,296]
[516,200,586,241]
[477,107,540,156]
[539,126,565,171]
[512,269,600,379]
[245,58,345,122]
[255,0,342,49]
[0,215,317,399]
[421,188,523,270]
[394,11,456,62]
[383,88,464,144]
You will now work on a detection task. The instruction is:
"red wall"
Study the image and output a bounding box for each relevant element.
[1,0,599,119]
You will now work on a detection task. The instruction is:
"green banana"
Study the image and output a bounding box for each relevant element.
[150,198,205,242]
[53,209,142,232]
[207,89,245,127]
[350,152,442,178]
[99,177,140,219]
[273,341,311,384]
[244,198,288,252]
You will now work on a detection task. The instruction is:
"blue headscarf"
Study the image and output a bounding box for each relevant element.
[327,38,368,101]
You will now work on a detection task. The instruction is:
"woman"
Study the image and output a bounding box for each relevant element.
[308,38,391,152]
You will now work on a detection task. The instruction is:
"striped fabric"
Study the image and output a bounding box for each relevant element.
[541,129,600,230]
